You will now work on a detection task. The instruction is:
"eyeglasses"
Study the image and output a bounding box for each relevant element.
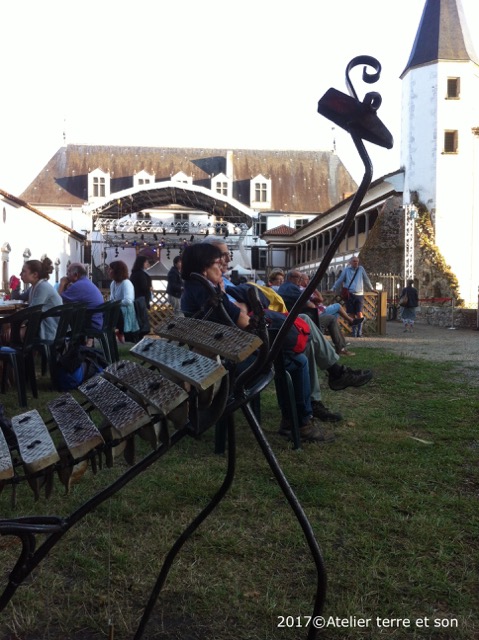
[220,252,230,261]
[211,259,223,265]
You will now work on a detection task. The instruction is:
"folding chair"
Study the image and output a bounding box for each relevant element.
[81,300,122,364]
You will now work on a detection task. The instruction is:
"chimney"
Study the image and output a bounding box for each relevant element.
[226,150,234,181]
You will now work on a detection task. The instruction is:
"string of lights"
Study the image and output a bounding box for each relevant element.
[93,237,236,263]
[94,218,249,236]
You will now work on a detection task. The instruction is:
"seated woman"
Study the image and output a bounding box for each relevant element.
[181,243,250,328]
[20,257,62,340]
[180,243,327,442]
[267,268,285,291]
[109,260,139,343]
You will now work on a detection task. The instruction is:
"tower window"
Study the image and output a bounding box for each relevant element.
[444,130,458,153]
[446,77,460,99]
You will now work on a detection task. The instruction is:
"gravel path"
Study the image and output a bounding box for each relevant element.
[350,320,479,385]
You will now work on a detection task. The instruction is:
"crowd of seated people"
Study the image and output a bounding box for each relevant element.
[3,256,154,355]
[179,237,373,444]
[3,246,373,442]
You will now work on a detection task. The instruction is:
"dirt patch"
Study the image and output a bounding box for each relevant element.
[350,320,479,384]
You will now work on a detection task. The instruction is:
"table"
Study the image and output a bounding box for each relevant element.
[0,301,27,317]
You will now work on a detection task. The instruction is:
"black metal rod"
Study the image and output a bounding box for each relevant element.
[267,133,373,365]
[241,401,327,640]
[133,413,237,640]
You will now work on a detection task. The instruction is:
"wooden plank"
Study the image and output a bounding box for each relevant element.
[78,375,151,439]
[130,338,227,391]
[0,429,13,481]
[48,394,104,459]
[104,360,189,419]
[155,317,262,362]
[11,411,60,474]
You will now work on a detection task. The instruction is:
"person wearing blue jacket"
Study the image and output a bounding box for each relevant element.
[333,256,376,337]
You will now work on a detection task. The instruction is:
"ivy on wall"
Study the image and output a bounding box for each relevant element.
[413,198,463,306]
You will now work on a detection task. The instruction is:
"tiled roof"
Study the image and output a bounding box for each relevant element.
[20,144,357,214]
[262,224,297,237]
[0,188,84,240]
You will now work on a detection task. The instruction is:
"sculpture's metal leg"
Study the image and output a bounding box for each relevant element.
[133,413,237,640]
[241,401,327,640]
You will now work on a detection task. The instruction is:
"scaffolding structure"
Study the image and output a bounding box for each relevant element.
[404,204,418,282]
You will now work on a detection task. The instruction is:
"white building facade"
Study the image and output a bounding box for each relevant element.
[401,0,479,305]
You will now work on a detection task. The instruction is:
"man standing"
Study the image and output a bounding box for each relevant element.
[58,263,104,330]
[166,256,183,315]
[333,256,375,337]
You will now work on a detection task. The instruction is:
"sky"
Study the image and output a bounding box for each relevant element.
[1,0,479,196]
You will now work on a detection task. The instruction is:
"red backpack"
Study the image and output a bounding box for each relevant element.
[263,309,311,354]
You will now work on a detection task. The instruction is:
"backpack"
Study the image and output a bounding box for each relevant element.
[225,284,310,354]
[263,309,311,354]
[52,342,108,391]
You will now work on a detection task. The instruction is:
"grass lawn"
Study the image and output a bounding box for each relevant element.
[0,345,478,639]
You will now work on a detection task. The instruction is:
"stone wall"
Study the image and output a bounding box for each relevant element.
[359,195,462,303]
[415,306,478,329]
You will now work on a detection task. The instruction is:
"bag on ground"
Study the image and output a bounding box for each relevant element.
[52,342,108,391]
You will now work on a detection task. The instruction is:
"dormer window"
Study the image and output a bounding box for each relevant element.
[446,77,460,99]
[93,176,105,197]
[134,170,155,188]
[255,183,268,202]
[88,169,110,202]
[216,181,228,195]
[171,171,192,185]
[250,174,271,209]
[211,173,231,198]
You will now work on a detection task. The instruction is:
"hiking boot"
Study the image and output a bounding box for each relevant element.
[328,366,373,391]
[300,418,336,443]
[312,401,342,422]
[339,348,356,357]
